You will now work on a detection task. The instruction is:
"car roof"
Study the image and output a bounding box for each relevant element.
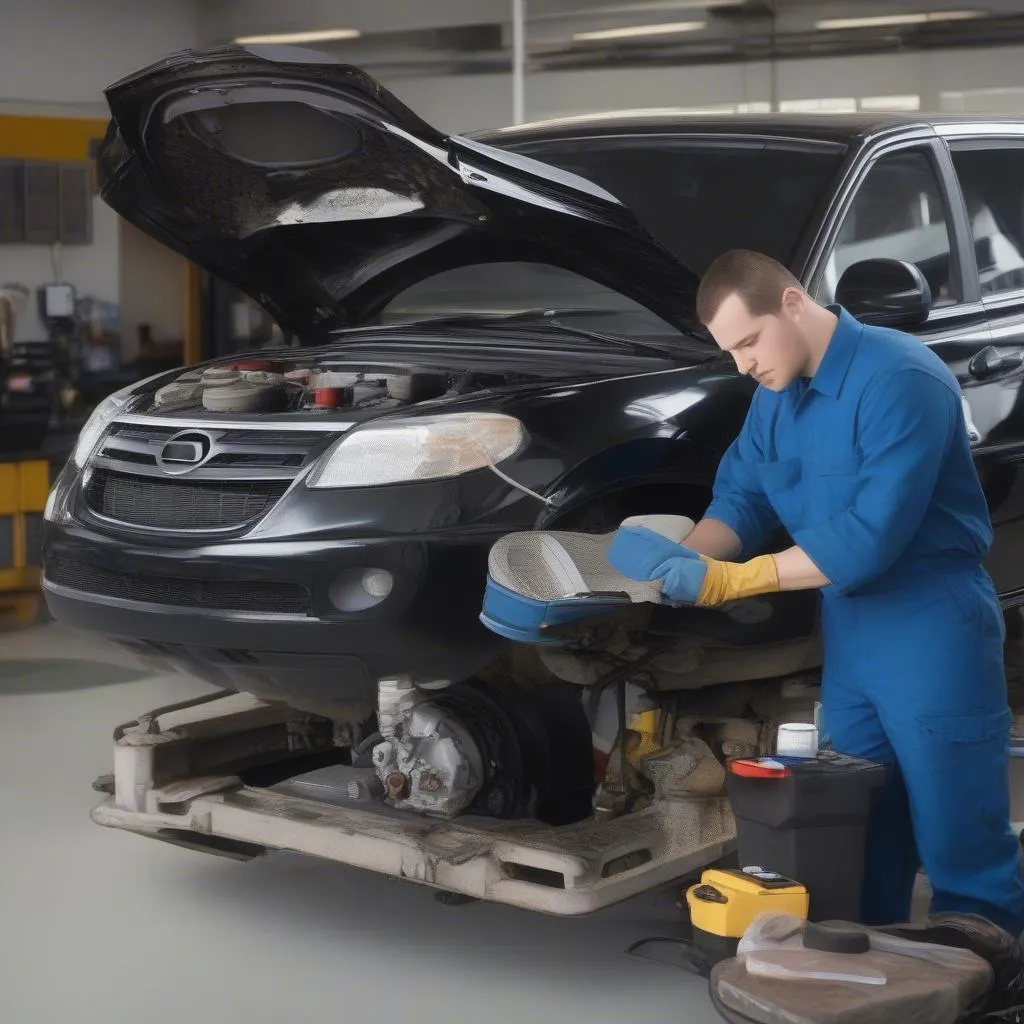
[472,111,1024,148]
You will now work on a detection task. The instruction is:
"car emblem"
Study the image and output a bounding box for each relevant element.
[157,430,214,475]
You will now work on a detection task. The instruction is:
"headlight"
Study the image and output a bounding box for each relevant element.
[305,413,525,489]
[71,386,139,468]
[43,483,61,522]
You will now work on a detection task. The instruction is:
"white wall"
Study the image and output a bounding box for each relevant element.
[0,0,198,344]
[0,0,199,112]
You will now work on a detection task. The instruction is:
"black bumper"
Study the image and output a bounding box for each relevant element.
[42,520,508,704]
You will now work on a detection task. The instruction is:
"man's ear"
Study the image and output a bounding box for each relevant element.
[779,286,807,320]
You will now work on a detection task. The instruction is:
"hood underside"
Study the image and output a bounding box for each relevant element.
[99,44,701,341]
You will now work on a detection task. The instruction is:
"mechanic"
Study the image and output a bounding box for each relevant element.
[610,248,1024,936]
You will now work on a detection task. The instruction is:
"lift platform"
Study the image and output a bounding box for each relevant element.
[90,689,736,915]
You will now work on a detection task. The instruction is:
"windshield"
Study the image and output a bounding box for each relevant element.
[378,134,844,336]
[510,135,846,275]
[378,262,683,338]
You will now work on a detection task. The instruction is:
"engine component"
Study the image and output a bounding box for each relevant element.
[202,374,286,413]
[201,366,241,386]
[376,675,422,739]
[640,737,727,801]
[383,373,447,403]
[235,359,282,373]
[370,677,594,824]
[154,379,203,407]
[372,700,485,816]
[590,681,650,759]
[313,386,353,409]
[312,371,360,389]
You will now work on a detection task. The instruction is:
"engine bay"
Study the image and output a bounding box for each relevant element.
[142,358,528,418]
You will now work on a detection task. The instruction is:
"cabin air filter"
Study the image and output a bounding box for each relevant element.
[480,514,695,644]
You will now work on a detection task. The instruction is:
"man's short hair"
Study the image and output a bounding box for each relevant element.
[696,249,803,325]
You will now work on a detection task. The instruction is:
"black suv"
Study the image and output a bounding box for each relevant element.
[41,45,1024,714]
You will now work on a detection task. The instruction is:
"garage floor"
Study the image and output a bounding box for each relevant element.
[0,621,723,1024]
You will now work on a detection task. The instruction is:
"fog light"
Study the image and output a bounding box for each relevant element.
[362,569,394,599]
[328,568,395,612]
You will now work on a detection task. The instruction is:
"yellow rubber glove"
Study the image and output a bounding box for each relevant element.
[696,554,780,607]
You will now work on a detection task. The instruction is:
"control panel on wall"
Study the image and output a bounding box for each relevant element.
[0,160,93,245]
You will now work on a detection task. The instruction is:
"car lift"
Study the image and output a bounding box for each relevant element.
[89,686,737,916]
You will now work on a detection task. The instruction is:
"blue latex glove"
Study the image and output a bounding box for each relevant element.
[649,554,708,604]
[606,524,708,604]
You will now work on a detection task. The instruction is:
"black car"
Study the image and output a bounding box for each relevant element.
[42,44,1024,720]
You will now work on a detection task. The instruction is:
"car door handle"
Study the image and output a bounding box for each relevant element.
[962,395,982,445]
[969,345,1024,380]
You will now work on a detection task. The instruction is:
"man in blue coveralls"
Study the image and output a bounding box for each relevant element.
[614,248,1024,936]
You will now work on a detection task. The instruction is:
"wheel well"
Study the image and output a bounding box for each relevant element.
[549,482,712,534]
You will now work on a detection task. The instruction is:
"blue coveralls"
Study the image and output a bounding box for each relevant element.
[704,306,1024,934]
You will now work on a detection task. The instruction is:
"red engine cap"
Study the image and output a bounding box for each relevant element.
[728,758,791,779]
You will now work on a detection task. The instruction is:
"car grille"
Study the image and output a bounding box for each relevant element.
[98,424,333,473]
[85,470,289,530]
[47,557,312,614]
[84,421,339,532]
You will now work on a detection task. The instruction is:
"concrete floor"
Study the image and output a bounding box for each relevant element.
[0,621,723,1024]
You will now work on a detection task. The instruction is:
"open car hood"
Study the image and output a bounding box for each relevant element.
[99,45,702,341]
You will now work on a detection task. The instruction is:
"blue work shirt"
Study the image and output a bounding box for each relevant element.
[704,306,992,597]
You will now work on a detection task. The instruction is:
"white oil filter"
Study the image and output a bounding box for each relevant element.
[776,722,818,758]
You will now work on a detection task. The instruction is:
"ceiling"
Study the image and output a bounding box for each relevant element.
[204,1,1024,78]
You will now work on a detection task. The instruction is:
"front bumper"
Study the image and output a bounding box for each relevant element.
[42,519,508,703]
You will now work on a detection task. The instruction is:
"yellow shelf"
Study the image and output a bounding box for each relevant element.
[0,459,50,593]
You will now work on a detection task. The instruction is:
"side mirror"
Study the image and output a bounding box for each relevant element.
[835,258,932,328]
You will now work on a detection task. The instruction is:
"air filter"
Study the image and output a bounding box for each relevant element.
[480,514,695,644]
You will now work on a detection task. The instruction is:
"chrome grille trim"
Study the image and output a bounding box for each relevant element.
[93,421,339,482]
[114,413,355,432]
[82,417,346,533]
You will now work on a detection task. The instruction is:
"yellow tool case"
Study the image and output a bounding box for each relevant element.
[687,867,810,962]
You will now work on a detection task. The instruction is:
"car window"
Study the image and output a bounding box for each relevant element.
[949,143,1024,297]
[817,148,958,308]
[377,261,682,337]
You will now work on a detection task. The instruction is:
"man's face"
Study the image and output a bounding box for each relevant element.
[706,290,808,391]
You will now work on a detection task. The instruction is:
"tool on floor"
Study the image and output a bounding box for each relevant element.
[626,866,809,975]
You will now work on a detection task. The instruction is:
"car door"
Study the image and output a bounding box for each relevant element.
[804,133,1024,600]
[939,130,1024,602]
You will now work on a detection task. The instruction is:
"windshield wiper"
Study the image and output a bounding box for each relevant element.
[394,307,607,326]
[389,308,712,356]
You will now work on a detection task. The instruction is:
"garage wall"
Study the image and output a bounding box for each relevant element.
[198,0,516,39]
[0,1,199,113]
[118,222,184,363]
[0,0,199,343]
[380,44,1024,133]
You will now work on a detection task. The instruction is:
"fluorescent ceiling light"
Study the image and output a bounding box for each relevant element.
[859,94,922,111]
[533,0,739,17]
[573,20,707,41]
[816,10,985,31]
[235,28,361,45]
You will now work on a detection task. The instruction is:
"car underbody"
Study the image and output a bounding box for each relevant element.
[87,614,1024,915]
